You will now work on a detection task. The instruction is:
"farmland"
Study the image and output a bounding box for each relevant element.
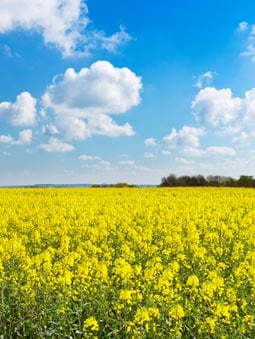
[0,188,255,338]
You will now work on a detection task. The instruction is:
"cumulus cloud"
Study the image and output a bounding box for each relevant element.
[42,123,60,136]
[14,129,33,145]
[192,87,242,126]
[206,146,236,156]
[194,71,215,89]
[238,21,249,32]
[240,23,255,62]
[0,135,13,144]
[144,86,255,162]
[0,0,87,56]
[181,145,237,159]
[146,126,204,159]
[144,152,156,158]
[232,131,255,147]
[144,137,157,147]
[182,147,204,157]
[42,61,141,138]
[144,85,255,166]
[242,88,255,124]
[232,132,250,145]
[43,61,142,116]
[242,44,255,62]
[0,129,32,145]
[96,160,112,170]
[56,117,90,140]
[40,137,74,152]
[0,92,36,126]
[163,125,204,149]
[88,114,135,137]
[192,86,255,133]
[79,155,101,161]
[0,1,130,57]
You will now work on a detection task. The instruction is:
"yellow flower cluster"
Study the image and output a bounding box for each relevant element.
[0,187,255,337]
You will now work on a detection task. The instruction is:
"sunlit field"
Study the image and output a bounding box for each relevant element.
[1,187,255,338]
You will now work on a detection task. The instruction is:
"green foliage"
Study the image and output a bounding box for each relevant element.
[160,174,255,188]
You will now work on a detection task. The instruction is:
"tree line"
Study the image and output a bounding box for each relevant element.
[160,174,255,188]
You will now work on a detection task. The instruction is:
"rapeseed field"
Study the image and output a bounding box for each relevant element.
[0,187,255,338]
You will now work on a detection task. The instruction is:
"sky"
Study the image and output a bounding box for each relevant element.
[1,0,255,185]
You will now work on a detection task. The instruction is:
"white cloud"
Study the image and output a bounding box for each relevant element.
[194,71,215,89]
[14,129,33,145]
[0,135,13,144]
[215,125,242,136]
[181,146,236,158]
[80,157,114,171]
[138,83,255,174]
[192,87,242,126]
[88,114,135,137]
[43,61,142,116]
[241,23,255,61]
[243,88,255,124]
[163,125,204,149]
[55,114,135,139]
[42,123,60,135]
[232,131,255,147]
[96,160,112,170]
[79,155,101,161]
[118,159,158,174]
[42,61,141,138]
[40,137,74,152]
[241,44,255,62]
[192,86,255,133]
[0,129,32,145]
[182,147,204,157]
[57,117,90,140]
[0,1,130,57]
[180,145,237,159]
[238,21,249,32]
[0,0,87,57]
[232,132,250,145]
[90,26,131,52]
[206,146,236,156]
[0,92,36,126]
[144,137,157,147]
[144,152,155,158]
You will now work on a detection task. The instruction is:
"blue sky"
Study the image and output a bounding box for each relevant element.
[1,0,255,185]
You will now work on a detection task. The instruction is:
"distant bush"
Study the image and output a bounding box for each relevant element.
[160,174,255,188]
